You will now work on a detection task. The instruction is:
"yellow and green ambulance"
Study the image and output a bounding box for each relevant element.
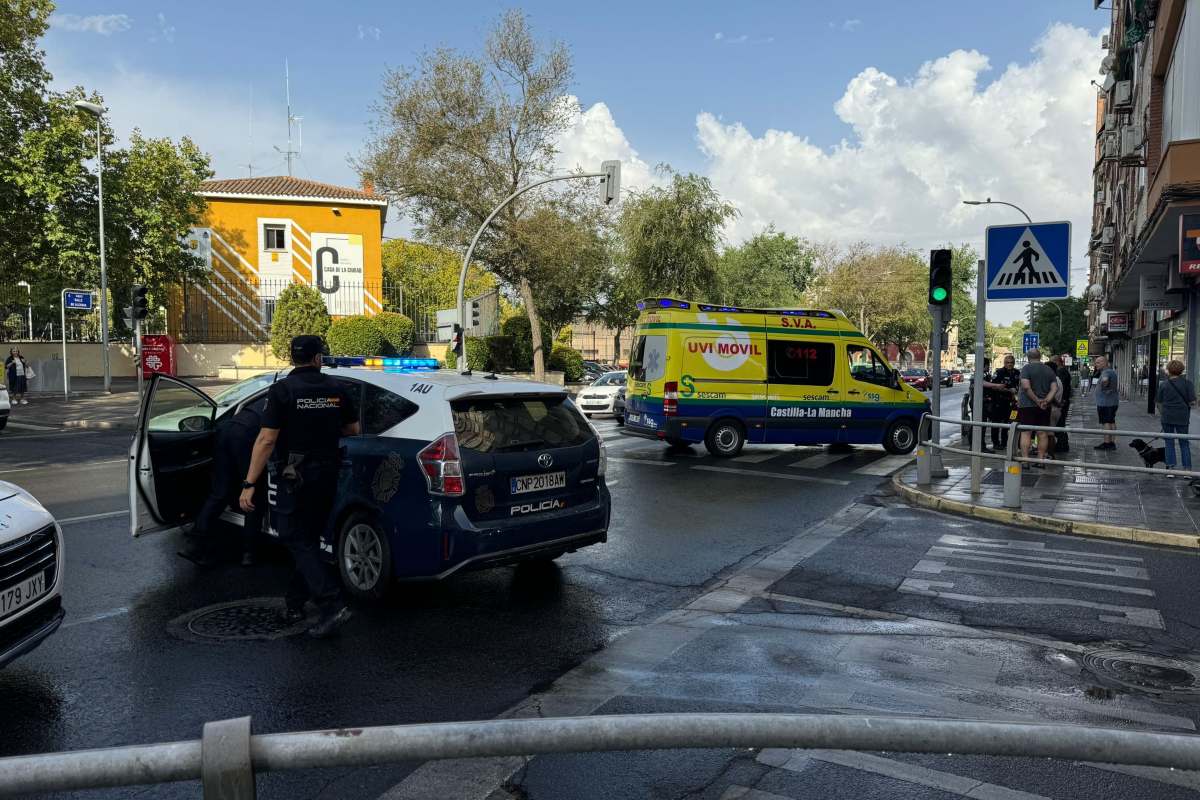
[623,298,929,457]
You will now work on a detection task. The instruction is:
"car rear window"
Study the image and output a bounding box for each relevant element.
[452,395,594,454]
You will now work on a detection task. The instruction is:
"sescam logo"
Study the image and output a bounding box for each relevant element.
[511,498,565,516]
[695,313,757,372]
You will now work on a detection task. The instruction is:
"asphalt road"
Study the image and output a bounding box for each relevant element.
[10,385,1199,800]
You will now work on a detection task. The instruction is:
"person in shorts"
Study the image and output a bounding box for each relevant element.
[1093,355,1119,450]
[1017,348,1058,462]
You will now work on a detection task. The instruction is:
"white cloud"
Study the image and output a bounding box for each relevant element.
[150,12,175,43]
[694,22,1100,318]
[553,96,660,195]
[358,25,381,41]
[842,18,862,32]
[50,14,131,35]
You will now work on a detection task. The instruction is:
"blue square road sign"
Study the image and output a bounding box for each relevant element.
[64,291,93,310]
[985,222,1071,301]
[1022,332,1040,354]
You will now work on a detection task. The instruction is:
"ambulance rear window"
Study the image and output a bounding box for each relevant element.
[629,335,666,382]
[768,340,835,385]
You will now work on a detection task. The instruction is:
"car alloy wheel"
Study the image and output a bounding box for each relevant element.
[338,515,393,600]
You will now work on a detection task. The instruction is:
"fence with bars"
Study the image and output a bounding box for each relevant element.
[1,280,459,345]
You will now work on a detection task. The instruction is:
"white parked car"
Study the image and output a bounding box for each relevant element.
[0,382,10,431]
[0,481,65,668]
[576,371,626,420]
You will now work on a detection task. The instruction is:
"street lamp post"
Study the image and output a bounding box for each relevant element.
[16,281,31,339]
[74,100,111,393]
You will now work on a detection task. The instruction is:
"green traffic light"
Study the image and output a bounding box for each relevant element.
[931,287,948,302]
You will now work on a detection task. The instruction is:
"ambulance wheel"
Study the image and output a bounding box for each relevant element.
[705,419,745,458]
[883,419,918,455]
[337,513,393,601]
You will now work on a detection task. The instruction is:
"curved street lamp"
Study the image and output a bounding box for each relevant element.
[962,197,1033,224]
[73,100,111,392]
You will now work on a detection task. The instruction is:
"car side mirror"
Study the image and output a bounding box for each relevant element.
[179,415,212,432]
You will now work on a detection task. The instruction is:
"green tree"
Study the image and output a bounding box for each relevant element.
[717,225,815,307]
[619,170,736,301]
[381,239,495,308]
[583,252,641,364]
[361,10,598,380]
[270,284,331,360]
[1031,297,1087,356]
[370,311,415,356]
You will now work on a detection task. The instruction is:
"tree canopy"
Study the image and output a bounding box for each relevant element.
[717,225,816,307]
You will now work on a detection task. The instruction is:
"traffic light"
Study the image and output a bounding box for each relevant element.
[470,300,481,328]
[130,285,149,320]
[451,323,463,357]
[601,160,621,205]
[928,249,952,308]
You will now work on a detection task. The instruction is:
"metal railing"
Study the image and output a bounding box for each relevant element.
[917,413,1200,507]
[5,713,1200,798]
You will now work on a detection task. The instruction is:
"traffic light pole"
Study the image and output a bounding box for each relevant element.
[970,260,986,495]
[929,304,947,477]
[135,317,143,402]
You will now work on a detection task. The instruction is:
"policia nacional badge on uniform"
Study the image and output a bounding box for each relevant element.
[240,335,361,638]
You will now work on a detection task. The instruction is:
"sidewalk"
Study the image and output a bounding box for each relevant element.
[5,377,233,431]
[894,391,1200,547]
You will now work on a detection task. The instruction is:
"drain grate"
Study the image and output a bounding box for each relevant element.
[981,471,1040,487]
[1081,647,1200,698]
[168,598,310,642]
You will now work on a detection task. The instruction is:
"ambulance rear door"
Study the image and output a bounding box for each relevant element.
[678,320,767,442]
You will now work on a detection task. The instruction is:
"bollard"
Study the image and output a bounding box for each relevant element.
[202,717,256,799]
[917,445,932,486]
[1003,461,1022,508]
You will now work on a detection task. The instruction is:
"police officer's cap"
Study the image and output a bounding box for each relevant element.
[290,335,327,363]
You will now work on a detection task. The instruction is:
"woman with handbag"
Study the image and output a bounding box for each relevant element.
[5,348,31,405]
[1156,359,1196,475]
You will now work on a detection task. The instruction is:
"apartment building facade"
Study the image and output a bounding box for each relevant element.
[1089,0,1200,396]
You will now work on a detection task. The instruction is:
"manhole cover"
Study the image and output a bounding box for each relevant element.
[1081,648,1200,698]
[168,598,310,642]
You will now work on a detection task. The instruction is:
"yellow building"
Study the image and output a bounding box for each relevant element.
[175,176,388,342]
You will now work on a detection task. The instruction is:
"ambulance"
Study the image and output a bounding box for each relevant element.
[622,299,929,457]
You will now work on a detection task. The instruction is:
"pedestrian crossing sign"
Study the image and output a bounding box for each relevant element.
[985,221,1071,300]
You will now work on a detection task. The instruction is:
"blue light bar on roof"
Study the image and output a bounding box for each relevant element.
[362,356,440,370]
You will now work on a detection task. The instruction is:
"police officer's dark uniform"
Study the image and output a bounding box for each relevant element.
[986,362,1021,450]
[180,401,266,567]
[242,335,358,638]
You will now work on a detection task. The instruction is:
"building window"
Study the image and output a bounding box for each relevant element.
[1164,0,1200,149]
[263,223,286,251]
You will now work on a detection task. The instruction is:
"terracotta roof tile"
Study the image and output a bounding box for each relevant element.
[198,176,384,203]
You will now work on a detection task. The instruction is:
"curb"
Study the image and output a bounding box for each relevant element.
[891,472,1200,550]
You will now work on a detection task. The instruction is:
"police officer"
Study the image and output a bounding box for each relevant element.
[240,335,360,638]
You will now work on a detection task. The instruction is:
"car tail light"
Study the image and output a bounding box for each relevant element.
[418,433,464,496]
[663,381,679,416]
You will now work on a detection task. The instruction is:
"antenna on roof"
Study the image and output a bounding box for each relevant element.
[273,59,303,175]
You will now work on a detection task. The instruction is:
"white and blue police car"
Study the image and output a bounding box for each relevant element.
[128,358,611,600]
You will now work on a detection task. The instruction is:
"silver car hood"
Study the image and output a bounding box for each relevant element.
[0,481,55,546]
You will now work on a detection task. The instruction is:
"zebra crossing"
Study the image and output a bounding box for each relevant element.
[898,533,1164,629]
[589,420,914,480]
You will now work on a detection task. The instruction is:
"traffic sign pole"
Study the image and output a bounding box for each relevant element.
[60,290,68,400]
[971,259,986,495]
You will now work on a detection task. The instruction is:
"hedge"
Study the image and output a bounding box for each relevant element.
[500,315,554,371]
[326,315,387,356]
[548,345,585,382]
[270,284,331,361]
[444,336,491,371]
[372,312,415,356]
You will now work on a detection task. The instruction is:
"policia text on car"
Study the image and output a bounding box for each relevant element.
[240,336,361,639]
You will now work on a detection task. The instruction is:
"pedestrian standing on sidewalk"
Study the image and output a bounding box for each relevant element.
[1156,359,1195,476]
[1052,355,1073,452]
[1094,355,1119,450]
[1017,348,1058,463]
[1080,362,1092,396]
[5,348,30,405]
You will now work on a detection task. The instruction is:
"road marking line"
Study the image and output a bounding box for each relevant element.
[912,559,1156,596]
[731,452,780,463]
[58,509,128,525]
[63,606,130,628]
[692,465,850,485]
[898,578,1165,629]
[608,457,676,466]
[0,458,126,475]
[759,749,1050,799]
[790,451,852,469]
[926,547,1149,579]
[5,421,58,431]
[852,454,915,475]
[938,534,1144,562]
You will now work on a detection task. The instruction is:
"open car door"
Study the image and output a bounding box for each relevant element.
[128,374,217,537]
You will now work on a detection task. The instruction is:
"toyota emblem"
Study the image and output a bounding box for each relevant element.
[537,453,554,468]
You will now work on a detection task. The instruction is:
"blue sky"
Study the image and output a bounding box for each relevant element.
[44,1,1108,324]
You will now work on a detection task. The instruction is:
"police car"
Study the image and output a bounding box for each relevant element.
[0,481,65,668]
[128,359,611,599]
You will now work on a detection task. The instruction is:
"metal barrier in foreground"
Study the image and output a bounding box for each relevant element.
[917,413,1200,508]
[4,713,1200,798]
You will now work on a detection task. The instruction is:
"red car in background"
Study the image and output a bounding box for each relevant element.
[950,369,964,383]
[900,368,931,391]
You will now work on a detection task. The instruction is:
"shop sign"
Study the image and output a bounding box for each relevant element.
[1182,213,1200,274]
[1140,273,1182,311]
[1106,312,1129,333]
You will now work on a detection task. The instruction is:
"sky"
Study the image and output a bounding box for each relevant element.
[43,1,1109,325]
